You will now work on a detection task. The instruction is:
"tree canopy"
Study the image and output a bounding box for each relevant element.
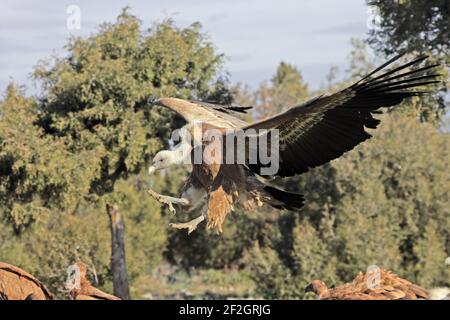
[367,1,448,125]
[34,9,226,196]
[367,0,449,58]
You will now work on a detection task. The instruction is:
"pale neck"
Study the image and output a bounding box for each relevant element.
[171,142,192,165]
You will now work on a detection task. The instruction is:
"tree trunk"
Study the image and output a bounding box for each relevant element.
[106,203,130,299]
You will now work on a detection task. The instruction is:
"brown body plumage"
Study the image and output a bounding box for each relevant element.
[0,262,52,300]
[182,122,296,232]
[306,268,429,300]
[66,262,120,300]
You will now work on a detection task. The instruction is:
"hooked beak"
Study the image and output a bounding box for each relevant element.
[148,166,156,175]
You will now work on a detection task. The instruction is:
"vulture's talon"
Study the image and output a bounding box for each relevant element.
[169,215,205,234]
[147,189,189,215]
[167,203,176,215]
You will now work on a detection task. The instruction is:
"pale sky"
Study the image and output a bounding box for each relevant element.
[0,0,373,94]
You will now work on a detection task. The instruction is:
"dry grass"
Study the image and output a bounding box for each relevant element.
[131,267,256,300]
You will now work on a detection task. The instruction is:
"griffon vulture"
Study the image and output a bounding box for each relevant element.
[147,53,439,234]
[0,261,52,300]
[66,261,120,300]
[305,268,429,300]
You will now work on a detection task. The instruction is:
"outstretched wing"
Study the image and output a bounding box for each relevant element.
[154,98,250,129]
[244,54,440,177]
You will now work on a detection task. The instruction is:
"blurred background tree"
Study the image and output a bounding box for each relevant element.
[367,0,448,125]
[253,62,309,119]
[0,84,102,231]
[367,0,449,59]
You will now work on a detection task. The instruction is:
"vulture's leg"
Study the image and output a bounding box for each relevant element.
[147,185,206,215]
[169,215,205,235]
[147,189,190,214]
[169,207,206,235]
[167,187,207,234]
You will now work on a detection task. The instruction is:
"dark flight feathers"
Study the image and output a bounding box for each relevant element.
[244,54,440,177]
[189,99,253,115]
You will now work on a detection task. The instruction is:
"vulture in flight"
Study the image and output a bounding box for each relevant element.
[305,268,429,300]
[147,53,440,234]
[0,261,52,300]
[66,261,120,300]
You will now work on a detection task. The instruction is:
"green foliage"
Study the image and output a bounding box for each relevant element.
[0,84,103,230]
[0,209,112,298]
[367,1,449,125]
[34,8,226,195]
[413,220,450,287]
[107,177,167,278]
[0,176,167,298]
[367,0,449,58]
[290,219,338,284]
[166,209,268,269]
[248,243,304,299]
[253,62,309,119]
